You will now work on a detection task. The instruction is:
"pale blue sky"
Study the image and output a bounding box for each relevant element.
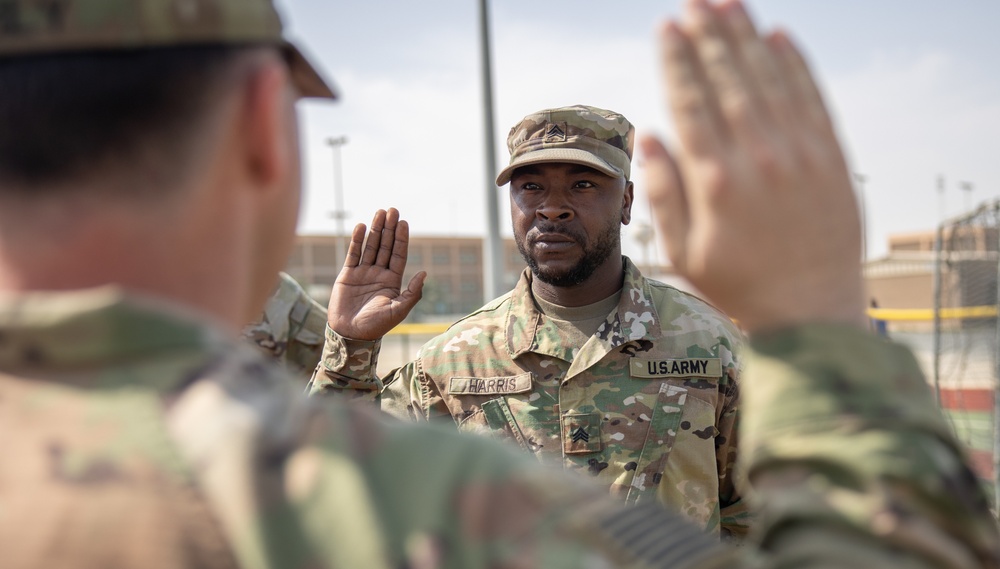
[277,0,1000,261]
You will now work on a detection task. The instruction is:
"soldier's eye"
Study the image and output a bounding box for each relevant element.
[574,181,595,189]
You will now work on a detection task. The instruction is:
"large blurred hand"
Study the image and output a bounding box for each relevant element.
[327,208,426,340]
[641,0,865,333]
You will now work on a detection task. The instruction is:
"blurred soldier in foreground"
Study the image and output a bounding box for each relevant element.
[1,2,998,569]
[309,103,752,539]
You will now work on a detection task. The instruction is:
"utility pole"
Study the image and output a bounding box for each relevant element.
[326,136,349,267]
[478,0,504,302]
[853,172,868,262]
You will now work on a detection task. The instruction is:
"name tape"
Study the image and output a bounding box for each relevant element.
[449,373,533,395]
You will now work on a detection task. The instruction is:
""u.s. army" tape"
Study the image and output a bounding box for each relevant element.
[629,358,721,379]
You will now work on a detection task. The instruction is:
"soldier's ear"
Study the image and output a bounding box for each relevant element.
[621,181,634,225]
[238,54,297,193]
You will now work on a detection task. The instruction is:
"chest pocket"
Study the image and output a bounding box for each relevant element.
[479,396,531,450]
[452,373,559,456]
[623,382,693,506]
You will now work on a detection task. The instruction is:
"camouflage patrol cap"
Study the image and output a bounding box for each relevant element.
[0,0,335,99]
[496,105,634,186]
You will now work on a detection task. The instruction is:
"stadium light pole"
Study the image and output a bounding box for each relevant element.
[959,181,974,212]
[478,0,504,302]
[326,136,349,267]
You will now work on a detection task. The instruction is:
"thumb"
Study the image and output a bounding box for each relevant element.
[396,271,426,312]
[639,134,690,270]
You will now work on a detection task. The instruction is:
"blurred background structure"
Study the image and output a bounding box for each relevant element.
[866,198,1000,508]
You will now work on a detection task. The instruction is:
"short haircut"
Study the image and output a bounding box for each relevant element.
[0,45,252,195]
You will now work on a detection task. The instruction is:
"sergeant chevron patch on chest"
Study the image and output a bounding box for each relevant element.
[562,412,602,455]
[448,372,533,395]
[629,358,721,379]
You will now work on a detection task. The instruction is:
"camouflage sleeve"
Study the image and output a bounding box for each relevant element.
[739,324,1000,569]
[305,326,456,424]
[380,359,455,423]
[306,324,383,403]
[716,365,751,541]
[242,272,326,381]
[168,352,733,569]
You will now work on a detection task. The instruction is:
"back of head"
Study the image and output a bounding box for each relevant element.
[0,0,334,196]
[0,0,338,328]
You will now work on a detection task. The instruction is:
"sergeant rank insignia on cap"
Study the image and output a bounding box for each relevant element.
[544,123,567,142]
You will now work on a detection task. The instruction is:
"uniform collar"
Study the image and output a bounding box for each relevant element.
[504,257,661,361]
[0,287,224,381]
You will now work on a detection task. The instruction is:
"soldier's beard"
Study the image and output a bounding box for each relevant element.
[516,221,621,288]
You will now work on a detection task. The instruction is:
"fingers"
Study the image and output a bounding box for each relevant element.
[374,208,399,268]
[684,0,758,140]
[669,0,797,154]
[343,223,367,268]
[660,20,725,158]
[357,208,411,272]
[721,1,790,129]
[398,271,427,311]
[639,134,690,269]
[360,209,386,266]
[387,219,410,276]
[767,30,834,135]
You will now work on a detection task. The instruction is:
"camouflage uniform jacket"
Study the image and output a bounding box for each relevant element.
[310,259,750,538]
[736,325,1000,568]
[243,272,326,379]
[0,287,730,569]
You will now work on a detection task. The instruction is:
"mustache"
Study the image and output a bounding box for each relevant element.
[526,224,584,244]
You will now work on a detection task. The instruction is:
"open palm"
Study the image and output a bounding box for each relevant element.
[327,208,426,341]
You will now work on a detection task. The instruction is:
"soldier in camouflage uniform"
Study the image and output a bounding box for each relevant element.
[3,0,1000,568]
[309,106,751,538]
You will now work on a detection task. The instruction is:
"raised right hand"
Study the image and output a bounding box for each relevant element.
[640,0,865,334]
[326,208,426,341]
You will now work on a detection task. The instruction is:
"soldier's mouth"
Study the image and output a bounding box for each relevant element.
[531,232,578,252]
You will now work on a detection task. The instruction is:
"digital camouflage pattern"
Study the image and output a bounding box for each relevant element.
[0,288,731,569]
[243,272,325,380]
[310,259,751,539]
[495,105,635,186]
[0,0,334,99]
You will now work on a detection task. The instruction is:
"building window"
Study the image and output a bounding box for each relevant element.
[432,246,451,265]
[409,247,423,266]
[460,275,479,294]
[458,245,480,265]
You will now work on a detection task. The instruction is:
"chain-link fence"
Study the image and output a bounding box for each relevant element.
[932,199,1000,508]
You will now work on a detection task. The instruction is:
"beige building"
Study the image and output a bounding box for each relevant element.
[286,235,525,318]
[865,226,999,322]
[288,225,998,322]
[285,234,676,319]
